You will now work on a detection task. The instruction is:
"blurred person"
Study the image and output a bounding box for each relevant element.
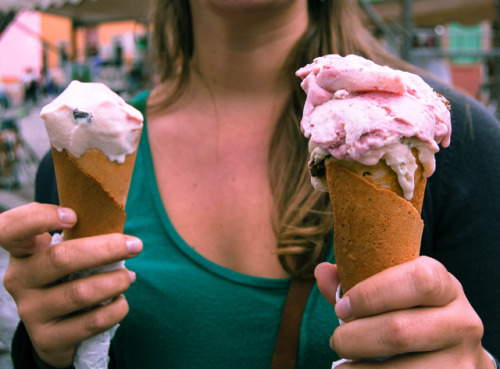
[20,67,39,108]
[112,40,123,68]
[41,72,59,98]
[413,35,453,86]
[1,1,500,368]
[0,82,10,117]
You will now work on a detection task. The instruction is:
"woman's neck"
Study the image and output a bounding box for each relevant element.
[189,0,308,97]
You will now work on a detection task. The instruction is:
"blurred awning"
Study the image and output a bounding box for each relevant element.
[0,0,82,12]
[0,0,150,25]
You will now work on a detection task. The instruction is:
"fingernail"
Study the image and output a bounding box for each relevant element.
[128,270,136,283]
[335,296,352,320]
[126,238,143,255]
[57,207,76,224]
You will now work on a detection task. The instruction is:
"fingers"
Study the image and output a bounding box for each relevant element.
[336,257,459,322]
[328,257,485,364]
[0,203,77,258]
[4,233,143,290]
[9,262,134,368]
[31,295,130,368]
[19,268,135,323]
[332,302,467,359]
[315,262,340,304]
[58,294,129,341]
[38,234,142,285]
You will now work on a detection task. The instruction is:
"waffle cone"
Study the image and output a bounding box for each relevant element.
[326,156,426,293]
[51,146,138,240]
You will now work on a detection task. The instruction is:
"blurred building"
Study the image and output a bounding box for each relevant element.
[361,0,500,117]
[0,9,150,105]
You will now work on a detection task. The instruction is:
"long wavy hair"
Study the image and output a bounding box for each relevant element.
[150,0,409,279]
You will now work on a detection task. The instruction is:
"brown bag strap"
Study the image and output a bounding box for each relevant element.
[270,278,315,369]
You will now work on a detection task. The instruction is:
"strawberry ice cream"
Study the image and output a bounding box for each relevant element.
[296,54,451,200]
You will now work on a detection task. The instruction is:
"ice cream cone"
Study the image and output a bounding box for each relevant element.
[326,156,426,294]
[51,145,138,240]
[295,54,452,295]
[40,81,144,242]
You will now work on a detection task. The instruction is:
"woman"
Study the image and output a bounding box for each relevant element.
[2,0,499,368]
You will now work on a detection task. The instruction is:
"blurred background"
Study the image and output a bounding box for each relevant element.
[0,0,499,367]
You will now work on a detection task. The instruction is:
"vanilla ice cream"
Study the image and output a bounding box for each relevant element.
[41,80,143,164]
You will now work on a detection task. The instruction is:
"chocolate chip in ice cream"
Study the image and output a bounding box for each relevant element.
[309,158,326,178]
[73,109,93,124]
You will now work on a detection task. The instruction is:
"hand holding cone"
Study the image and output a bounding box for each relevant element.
[40,81,143,369]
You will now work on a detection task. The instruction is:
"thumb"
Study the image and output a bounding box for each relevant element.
[314,262,340,306]
[0,203,76,257]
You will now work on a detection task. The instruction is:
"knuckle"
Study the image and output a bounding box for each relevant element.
[26,202,43,212]
[46,244,71,272]
[3,268,18,296]
[84,310,108,334]
[68,281,92,307]
[13,295,38,324]
[383,314,413,353]
[83,297,129,335]
[17,303,34,323]
[460,311,484,344]
[469,319,484,343]
[410,257,448,300]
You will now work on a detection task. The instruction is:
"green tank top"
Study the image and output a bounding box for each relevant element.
[111,91,340,368]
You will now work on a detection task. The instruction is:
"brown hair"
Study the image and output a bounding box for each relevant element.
[151,0,408,278]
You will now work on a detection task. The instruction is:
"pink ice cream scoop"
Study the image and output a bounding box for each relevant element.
[296,54,452,199]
